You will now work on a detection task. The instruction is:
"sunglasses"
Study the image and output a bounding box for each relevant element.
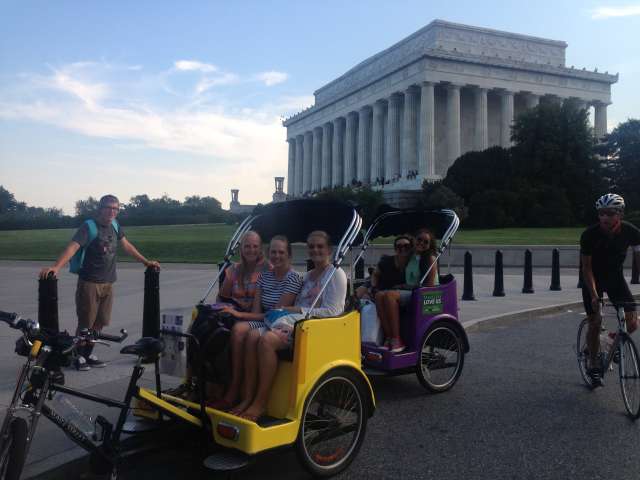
[395,243,412,251]
[101,206,120,212]
[416,237,431,244]
[598,210,620,217]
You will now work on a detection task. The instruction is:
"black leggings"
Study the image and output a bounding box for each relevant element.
[582,273,635,315]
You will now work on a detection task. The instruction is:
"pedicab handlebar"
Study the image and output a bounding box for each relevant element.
[0,310,128,354]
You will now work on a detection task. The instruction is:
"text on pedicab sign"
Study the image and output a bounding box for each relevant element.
[421,291,443,315]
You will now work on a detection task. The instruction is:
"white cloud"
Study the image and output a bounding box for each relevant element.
[195,73,240,93]
[174,60,218,73]
[591,5,640,19]
[256,71,288,86]
[52,70,109,107]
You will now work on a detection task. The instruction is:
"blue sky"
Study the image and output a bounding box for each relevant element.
[1,0,639,213]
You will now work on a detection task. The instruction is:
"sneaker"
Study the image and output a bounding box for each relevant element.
[86,355,106,368]
[75,355,91,371]
[389,338,406,354]
[379,339,390,350]
[587,367,604,387]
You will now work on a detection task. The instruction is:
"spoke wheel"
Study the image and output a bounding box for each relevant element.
[416,325,464,392]
[0,418,28,480]
[296,369,368,478]
[576,318,594,388]
[618,335,640,419]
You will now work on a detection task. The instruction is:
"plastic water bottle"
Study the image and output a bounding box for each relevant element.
[50,394,96,439]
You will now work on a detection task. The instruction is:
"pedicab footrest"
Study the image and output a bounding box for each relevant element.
[203,450,250,471]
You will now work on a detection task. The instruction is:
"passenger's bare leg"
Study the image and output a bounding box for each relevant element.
[241,331,286,421]
[231,329,261,415]
[385,290,401,340]
[375,291,389,339]
[222,322,251,404]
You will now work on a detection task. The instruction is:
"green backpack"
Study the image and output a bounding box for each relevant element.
[69,219,120,274]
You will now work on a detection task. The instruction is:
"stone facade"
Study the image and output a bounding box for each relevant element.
[283,20,618,198]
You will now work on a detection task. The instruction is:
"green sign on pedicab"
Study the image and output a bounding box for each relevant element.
[421,290,443,315]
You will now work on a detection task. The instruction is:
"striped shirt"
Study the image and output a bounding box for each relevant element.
[257,269,303,312]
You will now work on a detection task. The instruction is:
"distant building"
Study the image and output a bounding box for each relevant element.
[229,177,287,215]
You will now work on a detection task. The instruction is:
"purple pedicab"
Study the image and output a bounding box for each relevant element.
[354,206,470,392]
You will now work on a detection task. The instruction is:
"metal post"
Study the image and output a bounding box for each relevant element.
[355,257,364,280]
[462,251,476,301]
[550,248,562,291]
[493,250,505,297]
[632,256,639,285]
[522,249,534,294]
[142,267,160,339]
[38,273,59,333]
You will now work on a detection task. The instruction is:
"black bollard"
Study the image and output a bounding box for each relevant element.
[142,267,160,339]
[577,257,584,289]
[218,261,227,285]
[550,248,562,291]
[354,257,364,280]
[462,251,476,301]
[522,249,534,294]
[493,250,505,297]
[38,273,59,333]
[632,257,640,285]
[306,259,314,272]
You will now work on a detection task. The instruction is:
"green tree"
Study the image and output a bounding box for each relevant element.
[599,119,640,209]
[315,186,384,226]
[421,181,466,221]
[74,196,99,218]
[0,186,18,214]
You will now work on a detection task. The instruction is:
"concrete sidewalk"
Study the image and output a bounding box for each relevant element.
[0,260,638,479]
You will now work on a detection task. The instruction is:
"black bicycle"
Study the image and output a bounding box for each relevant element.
[576,302,640,419]
[0,310,172,480]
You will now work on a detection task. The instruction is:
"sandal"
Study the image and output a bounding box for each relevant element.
[206,398,234,411]
[164,383,192,399]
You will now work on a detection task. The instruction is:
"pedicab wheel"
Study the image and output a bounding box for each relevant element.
[296,368,368,478]
[618,335,640,419]
[0,418,28,480]
[416,325,464,392]
[576,318,594,388]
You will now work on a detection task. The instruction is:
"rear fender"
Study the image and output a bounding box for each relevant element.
[425,316,470,353]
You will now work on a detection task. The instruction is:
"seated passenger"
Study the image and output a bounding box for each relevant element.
[230,230,347,421]
[209,235,302,409]
[170,230,268,399]
[376,230,438,353]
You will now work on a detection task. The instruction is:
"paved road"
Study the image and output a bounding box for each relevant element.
[31,309,640,480]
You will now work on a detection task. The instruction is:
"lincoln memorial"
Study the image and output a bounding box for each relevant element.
[283,20,618,201]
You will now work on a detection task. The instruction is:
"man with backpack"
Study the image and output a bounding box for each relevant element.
[39,195,160,371]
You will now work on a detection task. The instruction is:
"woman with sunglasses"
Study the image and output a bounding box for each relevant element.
[373,235,415,353]
[228,230,347,422]
[405,228,438,289]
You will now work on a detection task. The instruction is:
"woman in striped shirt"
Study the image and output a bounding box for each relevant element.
[209,235,302,409]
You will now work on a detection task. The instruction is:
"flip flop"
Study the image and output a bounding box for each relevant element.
[206,398,234,411]
[239,411,264,423]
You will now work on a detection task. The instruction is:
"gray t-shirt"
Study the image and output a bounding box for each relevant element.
[72,220,125,283]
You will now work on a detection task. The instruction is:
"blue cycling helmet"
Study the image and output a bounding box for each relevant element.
[595,193,625,211]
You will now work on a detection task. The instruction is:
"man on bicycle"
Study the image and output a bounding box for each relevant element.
[581,193,640,386]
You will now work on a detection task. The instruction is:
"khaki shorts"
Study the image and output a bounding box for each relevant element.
[76,279,114,332]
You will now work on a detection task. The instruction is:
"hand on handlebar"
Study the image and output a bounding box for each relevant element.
[39,267,59,279]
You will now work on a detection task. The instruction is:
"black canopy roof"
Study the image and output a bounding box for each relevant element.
[250,199,358,244]
[365,205,458,241]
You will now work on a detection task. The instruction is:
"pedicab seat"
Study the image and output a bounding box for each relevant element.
[121,337,165,359]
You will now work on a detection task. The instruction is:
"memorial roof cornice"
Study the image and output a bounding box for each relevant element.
[283,48,618,126]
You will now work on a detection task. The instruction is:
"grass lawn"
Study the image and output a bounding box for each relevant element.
[0,224,583,263]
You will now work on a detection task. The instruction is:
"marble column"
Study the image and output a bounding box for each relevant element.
[295,135,304,196]
[385,93,402,180]
[499,90,514,148]
[525,93,540,110]
[446,84,461,167]
[357,106,371,183]
[321,123,332,189]
[594,102,608,138]
[473,87,488,152]
[418,82,435,178]
[344,112,358,186]
[402,86,418,178]
[287,139,295,196]
[303,131,313,194]
[312,127,323,192]
[332,118,344,187]
[371,100,385,184]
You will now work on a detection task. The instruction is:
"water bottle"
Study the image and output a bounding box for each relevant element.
[50,394,96,439]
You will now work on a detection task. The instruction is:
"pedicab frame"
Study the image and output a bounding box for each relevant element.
[137,199,376,477]
[352,206,470,392]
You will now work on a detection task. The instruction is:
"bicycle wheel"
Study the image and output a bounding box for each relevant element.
[618,335,640,419]
[576,318,594,388]
[296,368,368,478]
[416,325,464,392]
[0,417,28,480]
